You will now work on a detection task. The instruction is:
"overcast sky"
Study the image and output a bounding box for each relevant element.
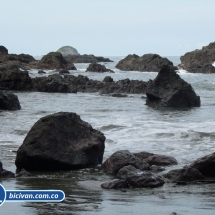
[0,0,215,56]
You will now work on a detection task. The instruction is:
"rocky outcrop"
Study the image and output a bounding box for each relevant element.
[33,74,77,93]
[0,69,34,91]
[0,90,21,110]
[146,65,201,107]
[117,165,165,188]
[190,152,215,177]
[179,42,215,73]
[15,112,106,171]
[30,52,77,70]
[56,46,79,56]
[86,62,114,73]
[134,151,178,166]
[101,150,150,175]
[163,166,204,183]
[116,54,174,72]
[65,54,113,63]
[0,161,15,178]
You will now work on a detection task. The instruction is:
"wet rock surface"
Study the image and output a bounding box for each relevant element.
[86,62,114,73]
[146,65,201,107]
[163,166,205,183]
[116,54,174,72]
[15,112,106,171]
[0,90,21,110]
[190,152,215,177]
[179,42,215,73]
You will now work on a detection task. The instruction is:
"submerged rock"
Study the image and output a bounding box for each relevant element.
[16,169,32,178]
[86,62,114,73]
[0,90,21,110]
[117,165,165,188]
[179,42,215,73]
[15,112,105,171]
[116,54,174,72]
[163,166,204,182]
[101,150,150,175]
[101,179,129,189]
[146,65,201,107]
[190,152,215,177]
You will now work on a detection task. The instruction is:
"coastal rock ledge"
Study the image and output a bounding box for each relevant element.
[15,112,105,171]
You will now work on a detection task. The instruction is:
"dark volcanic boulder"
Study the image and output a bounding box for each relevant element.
[101,179,129,189]
[117,165,165,188]
[33,74,77,93]
[103,76,113,83]
[30,52,77,70]
[190,152,215,177]
[15,112,105,171]
[146,65,201,107]
[134,151,178,166]
[0,69,34,91]
[0,46,8,54]
[65,54,113,63]
[179,42,215,73]
[101,150,150,175]
[86,63,114,73]
[116,54,174,72]
[163,166,204,183]
[0,161,15,178]
[0,90,21,110]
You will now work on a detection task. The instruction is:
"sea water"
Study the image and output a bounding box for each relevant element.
[0,56,215,214]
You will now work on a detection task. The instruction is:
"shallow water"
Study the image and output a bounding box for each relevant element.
[1,56,215,214]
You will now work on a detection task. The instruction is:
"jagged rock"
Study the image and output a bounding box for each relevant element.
[146,65,201,107]
[0,69,34,91]
[0,90,21,110]
[179,42,215,73]
[116,54,174,72]
[30,52,77,70]
[33,74,77,93]
[101,150,150,175]
[15,112,105,171]
[86,62,114,73]
[163,166,204,182]
[117,165,165,188]
[65,54,113,63]
[190,152,215,177]
[134,151,178,166]
[101,179,129,189]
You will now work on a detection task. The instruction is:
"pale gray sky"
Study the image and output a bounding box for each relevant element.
[0,0,215,56]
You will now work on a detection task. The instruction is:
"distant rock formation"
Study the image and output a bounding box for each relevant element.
[146,65,201,107]
[56,46,79,56]
[64,54,113,63]
[86,62,114,73]
[116,54,174,72]
[179,42,215,73]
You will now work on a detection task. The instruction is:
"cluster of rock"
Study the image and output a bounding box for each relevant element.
[64,54,113,63]
[15,112,105,171]
[101,150,177,189]
[146,65,201,107]
[86,62,114,73]
[179,42,215,73]
[116,54,174,72]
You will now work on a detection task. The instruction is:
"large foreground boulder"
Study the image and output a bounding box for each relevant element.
[30,52,77,70]
[190,152,215,177]
[0,90,21,110]
[15,112,105,171]
[179,42,215,73]
[86,62,114,73]
[146,65,201,107]
[116,54,174,72]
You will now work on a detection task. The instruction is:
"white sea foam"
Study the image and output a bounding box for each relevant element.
[212,61,215,67]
